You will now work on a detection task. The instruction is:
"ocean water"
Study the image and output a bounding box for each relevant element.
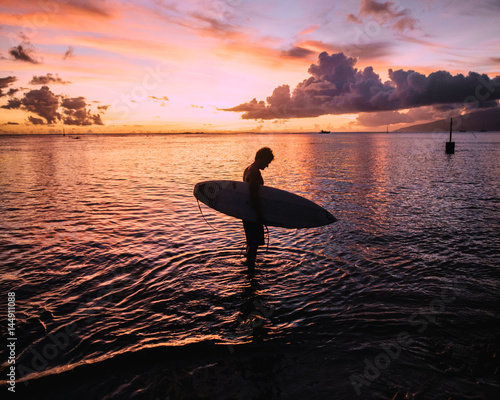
[1,132,499,400]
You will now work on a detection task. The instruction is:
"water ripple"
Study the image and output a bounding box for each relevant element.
[1,133,499,399]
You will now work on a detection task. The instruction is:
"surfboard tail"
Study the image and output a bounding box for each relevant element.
[194,181,222,208]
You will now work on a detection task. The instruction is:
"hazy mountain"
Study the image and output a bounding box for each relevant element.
[396,107,500,132]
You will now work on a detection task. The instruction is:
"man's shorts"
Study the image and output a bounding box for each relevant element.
[242,220,265,246]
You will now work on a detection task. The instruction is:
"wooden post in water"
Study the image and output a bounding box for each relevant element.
[446,118,455,154]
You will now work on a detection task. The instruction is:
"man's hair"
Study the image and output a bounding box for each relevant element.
[255,147,274,162]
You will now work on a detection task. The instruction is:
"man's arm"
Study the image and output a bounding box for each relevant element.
[247,169,265,222]
[249,180,263,216]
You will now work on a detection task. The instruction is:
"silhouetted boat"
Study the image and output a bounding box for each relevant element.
[319,130,330,134]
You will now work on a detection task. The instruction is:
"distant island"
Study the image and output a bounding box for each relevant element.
[397,107,500,132]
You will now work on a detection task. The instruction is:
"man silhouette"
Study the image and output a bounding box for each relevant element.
[243,147,274,274]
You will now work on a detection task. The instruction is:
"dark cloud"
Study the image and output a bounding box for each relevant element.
[281,46,316,59]
[61,96,103,126]
[0,76,17,88]
[9,34,42,64]
[63,46,75,60]
[2,84,105,126]
[1,98,22,110]
[351,0,419,32]
[29,73,71,85]
[469,100,499,109]
[69,0,114,18]
[190,13,240,40]
[9,45,41,64]
[392,16,417,32]
[98,104,110,111]
[61,97,86,110]
[6,88,19,97]
[346,14,362,24]
[223,52,500,120]
[21,86,60,124]
[1,76,17,97]
[28,116,45,125]
[296,40,393,60]
[360,0,404,18]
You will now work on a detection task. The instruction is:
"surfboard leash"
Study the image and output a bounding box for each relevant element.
[197,199,222,232]
[264,224,270,252]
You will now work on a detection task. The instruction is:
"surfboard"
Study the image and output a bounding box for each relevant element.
[193,180,337,229]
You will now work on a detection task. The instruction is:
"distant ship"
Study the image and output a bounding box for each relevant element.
[319,130,330,134]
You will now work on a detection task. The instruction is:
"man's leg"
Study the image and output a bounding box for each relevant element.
[243,220,263,274]
[246,245,258,273]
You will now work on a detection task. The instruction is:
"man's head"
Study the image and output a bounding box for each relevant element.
[254,147,274,169]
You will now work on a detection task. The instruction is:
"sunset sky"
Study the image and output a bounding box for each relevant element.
[1,0,500,133]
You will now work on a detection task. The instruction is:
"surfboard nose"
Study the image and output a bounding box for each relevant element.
[327,211,337,224]
[318,209,337,226]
